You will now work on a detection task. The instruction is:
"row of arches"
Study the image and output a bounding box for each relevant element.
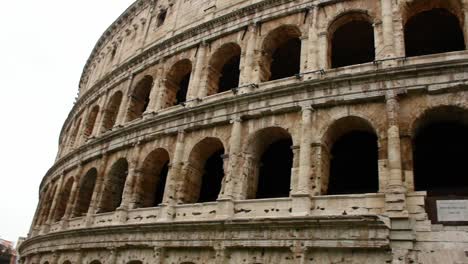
[38,106,468,226]
[64,4,467,152]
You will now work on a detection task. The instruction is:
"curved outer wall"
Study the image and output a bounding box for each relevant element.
[20,0,468,263]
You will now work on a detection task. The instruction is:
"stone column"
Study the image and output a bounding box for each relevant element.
[60,168,82,227]
[75,107,91,147]
[317,32,328,70]
[385,90,408,217]
[194,42,210,99]
[107,248,117,264]
[154,64,167,111]
[86,154,110,226]
[51,252,59,264]
[307,5,319,71]
[299,35,310,73]
[380,0,395,59]
[118,146,142,218]
[114,73,134,126]
[463,5,468,47]
[291,245,308,264]
[393,5,406,58]
[159,131,185,221]
[153,247,165,264]
[239,23,259,86]
[214,247,227,264]
[46,174,65,225]
[145,67,163,115]
[91,93,109,137]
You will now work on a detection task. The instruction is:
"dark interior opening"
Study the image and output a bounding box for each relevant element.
[256,138,293,199]
[328,131,378,195]
[198,149,225,202]
[218,55,241,93]
[127,77,152,121]
[99,159,128,213]
[331,20,375,68]
[153,161,169,206]
[176,73,190,105]
[157,9,167,27]
[269,38,301,81]
[414,122,468,196]
[405,9,465,57]
[73,169,97,217]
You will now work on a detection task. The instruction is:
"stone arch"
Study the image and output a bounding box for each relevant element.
[101,91,123,132]
[53,177,74,222]
[83,105,100,138]
[135,148,170,208]
[321,116,379,195]
[127,261,142,264]
[72,168,98,217]
[260,25,302,82]
[126,75,153,122]
[68,117,82,147]
[164,59,192,107]
[244,127,293,199]
[403,0,465,57]
[206,42,241,95]
[98,158,129,213]
[37,184,57,225]
[89,260,102,264]
[412,106,468,196]
[328,11,375,68]
[63,261,71,264]
[181,137,225,203]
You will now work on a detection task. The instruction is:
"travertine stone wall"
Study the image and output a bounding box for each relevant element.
[21,0,468,263]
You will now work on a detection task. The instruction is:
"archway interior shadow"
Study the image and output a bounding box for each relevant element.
[198,149,225,203]
[256,138,293,199]
[328,131,379,195]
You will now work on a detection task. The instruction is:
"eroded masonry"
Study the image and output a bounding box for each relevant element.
[19,0,468,263]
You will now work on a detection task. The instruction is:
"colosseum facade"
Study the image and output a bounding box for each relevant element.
[19,0,468,263]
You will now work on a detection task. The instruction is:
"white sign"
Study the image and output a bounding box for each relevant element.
[437,200,468,222]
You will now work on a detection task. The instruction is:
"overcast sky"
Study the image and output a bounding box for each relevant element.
[0,0,135,243]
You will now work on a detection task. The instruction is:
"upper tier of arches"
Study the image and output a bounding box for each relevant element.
[60,0,468,156]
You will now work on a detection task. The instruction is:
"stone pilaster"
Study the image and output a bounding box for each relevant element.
[239,23,259,86]
[385,89,408,217]
[107,248,117,264]
[380,0,395,59]
[86,154,110,225]
[46,174,65,225]
[214,246,227,264]
[114,73,134,126]
[91,93,109,137]
[154,247,165,264]
[145,66,163,114]
[317,32,328,70]
[307,5,319,71]
[187,41,208,101]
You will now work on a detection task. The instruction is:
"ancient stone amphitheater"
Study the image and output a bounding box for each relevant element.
[19,0,468,263]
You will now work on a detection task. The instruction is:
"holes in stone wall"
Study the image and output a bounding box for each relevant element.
[261,25,301,82]
[183,138,225,203]
[405,8,465,57]
[413,107,468,196]
[207,43,241,95]
[72,168,98,218]
[330,13,375,68]
[83,105,100,138]
[165,59,192,107]
[136,149,170,208]
[98,158,128,213]
[126,76,153,122]
[53,178,74,222]
[324,117,379,195]
[101,91,123,132]
[246,127,293,199]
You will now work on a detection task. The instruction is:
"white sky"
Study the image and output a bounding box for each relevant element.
[0,0,135,243]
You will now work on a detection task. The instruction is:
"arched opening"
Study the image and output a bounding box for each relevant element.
[63,261,71,264]
[413,106,468,196]
[405,8,465,57]
[37,185,57,225]
[89,260,102,264]
[126,76,153,122]
[164,59,192,108]
[246,127,293,199]
[182,138,225,203]
[157,9,167,27]
[135,149,170,208]
[324,117,379,195]
[127,261,142,264]
[330,13,375,68]
[206,43,241,95]
[83,105,100,138]
[72,168,98,218]
[101,91,123,132]
[261,25,301,81]
[68,118,82,147]
[53,177,74,222]
[98,158,128,213]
